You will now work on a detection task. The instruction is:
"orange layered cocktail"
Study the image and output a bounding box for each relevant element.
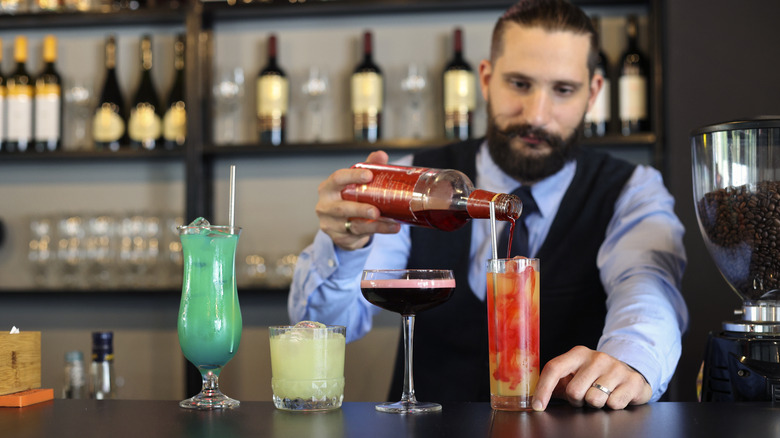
[486,257,540,411]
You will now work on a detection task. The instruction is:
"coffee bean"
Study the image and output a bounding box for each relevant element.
[698,181,780,301]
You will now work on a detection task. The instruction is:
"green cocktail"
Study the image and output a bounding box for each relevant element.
[177,221,242,409]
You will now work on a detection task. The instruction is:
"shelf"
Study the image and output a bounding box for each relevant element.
[203,133,657,158]
[201,0,648,23]
[0,5,187,30]
[0,148,185,162]
[0,286,288,294]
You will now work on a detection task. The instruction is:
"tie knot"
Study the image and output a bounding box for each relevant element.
[513,186,538,217]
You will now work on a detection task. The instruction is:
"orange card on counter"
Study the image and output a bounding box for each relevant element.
[0,388,54,408]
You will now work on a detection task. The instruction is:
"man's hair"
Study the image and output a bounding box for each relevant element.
[491,0,600,77]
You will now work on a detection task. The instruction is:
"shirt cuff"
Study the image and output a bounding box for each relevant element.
[599,338,665,402]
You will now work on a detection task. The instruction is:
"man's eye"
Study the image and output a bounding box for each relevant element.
[555,86,575,96]
[510,80,530,90]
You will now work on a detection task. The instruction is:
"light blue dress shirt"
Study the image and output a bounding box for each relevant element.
[288,142,689,402]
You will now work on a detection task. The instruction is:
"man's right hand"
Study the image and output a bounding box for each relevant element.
[315,150,401,251]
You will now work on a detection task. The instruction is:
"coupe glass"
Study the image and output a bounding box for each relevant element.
[360,269,455,413]
[177,224,242,409]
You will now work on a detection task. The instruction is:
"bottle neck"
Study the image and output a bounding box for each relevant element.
[465,190,522,221]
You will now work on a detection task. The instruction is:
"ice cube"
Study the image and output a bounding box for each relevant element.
[294,320,326,329]
[189,217,211,227]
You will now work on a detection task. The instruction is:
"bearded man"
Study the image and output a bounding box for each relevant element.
[288,0,688,410]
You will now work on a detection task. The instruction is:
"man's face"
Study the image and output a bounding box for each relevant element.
[479,24,602,184]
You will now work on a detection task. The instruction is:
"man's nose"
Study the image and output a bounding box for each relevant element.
[523,90,552,127]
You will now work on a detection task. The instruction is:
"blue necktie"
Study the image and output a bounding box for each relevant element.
[497,186,538,259]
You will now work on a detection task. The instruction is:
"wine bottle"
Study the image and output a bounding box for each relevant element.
[443,27,475,141]
[5,36,33,153]
[93,35,126,152]
[351,31,383,143]
[34,35,63,153]
[62,350,86,399]
[584,16,610,138]
[89,331,116,400]
[128,34,163,150]
[618,15,649,135]
[341,163,522,232]
[163,34,186,150]
[0,37,6,153]
[256,34,288,147]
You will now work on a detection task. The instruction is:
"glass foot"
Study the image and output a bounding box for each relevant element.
[375,400,441,414]
[179,390,240,410]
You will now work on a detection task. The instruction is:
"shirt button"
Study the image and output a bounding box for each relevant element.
[328,259,336,268]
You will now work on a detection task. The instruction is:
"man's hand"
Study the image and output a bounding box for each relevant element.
[315,150,401,251]
[531,346,652,411]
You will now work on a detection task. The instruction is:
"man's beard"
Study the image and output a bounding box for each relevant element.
[486,104,582,184]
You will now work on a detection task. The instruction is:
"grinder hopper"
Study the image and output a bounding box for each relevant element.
[692,116,780,329]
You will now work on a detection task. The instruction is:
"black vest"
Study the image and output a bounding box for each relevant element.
[388,140,636,402]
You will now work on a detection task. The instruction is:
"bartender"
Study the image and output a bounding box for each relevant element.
[289,0,688,411]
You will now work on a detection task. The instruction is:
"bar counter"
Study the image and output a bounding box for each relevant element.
[3,400,780,437]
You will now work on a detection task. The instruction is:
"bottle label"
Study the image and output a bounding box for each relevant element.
[342,163,427,221]
[444,70,476,112]
[92,105,125,142]
[351,72,382,114]
[34,91,61,141]
[163,102,186,142]
[257,75,289,117]
[6,86,33,141]
[128,103,162,142]
[618,75,647,121]
[585,76,610,123]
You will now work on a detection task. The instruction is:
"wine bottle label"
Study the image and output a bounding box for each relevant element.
[585,77,610,123]
[163,102,186,142]
[257,75,289,117]
[34,91,61,141]
[92,105,125,142]
[128,103,162,142]
[618,75,647,121]
[444,70,476,112]
[351,72,383,114]
[6,86,33,141]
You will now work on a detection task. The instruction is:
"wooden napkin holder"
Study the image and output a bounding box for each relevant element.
[0,332,41,396]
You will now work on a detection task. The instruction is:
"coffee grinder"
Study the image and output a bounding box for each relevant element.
[693,117,780,401]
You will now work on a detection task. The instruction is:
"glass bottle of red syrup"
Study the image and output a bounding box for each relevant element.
[341,162,522,231]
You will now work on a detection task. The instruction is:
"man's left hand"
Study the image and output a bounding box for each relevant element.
[531,345,652,411]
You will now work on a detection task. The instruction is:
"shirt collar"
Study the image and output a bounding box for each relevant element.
[475,140,576,219]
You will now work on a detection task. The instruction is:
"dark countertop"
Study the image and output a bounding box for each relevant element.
[2,399,780,437]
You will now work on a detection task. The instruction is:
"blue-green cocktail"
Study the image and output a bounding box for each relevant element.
[177,220,242,409]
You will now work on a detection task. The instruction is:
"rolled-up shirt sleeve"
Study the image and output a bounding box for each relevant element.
[596,165,689,402]
[288,225,412,343]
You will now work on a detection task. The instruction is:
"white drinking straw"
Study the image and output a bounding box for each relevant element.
[229,165,236,228]
[489,201,498,260]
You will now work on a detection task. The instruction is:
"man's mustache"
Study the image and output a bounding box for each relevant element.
[494,123,561,147]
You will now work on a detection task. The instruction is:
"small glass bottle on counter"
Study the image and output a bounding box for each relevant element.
[89,331,116,400]
[62,350,86,399]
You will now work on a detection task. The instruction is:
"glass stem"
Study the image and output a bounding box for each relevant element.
[401,314,417,404]
[201,370,221,397]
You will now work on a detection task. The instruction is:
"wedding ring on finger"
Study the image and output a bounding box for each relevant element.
[344,219,354,235]
[591,382,613,396]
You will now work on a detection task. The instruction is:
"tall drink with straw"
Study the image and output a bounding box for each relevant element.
[487,202,540,411]
[177,165,243,409]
